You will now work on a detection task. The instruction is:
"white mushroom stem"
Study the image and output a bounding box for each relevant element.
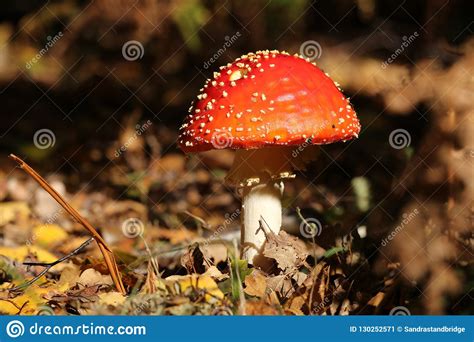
[226,146,319,266]
[226,147,303,266]
[241,181,283,264]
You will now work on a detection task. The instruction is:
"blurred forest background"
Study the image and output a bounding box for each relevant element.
[0,0,472,315]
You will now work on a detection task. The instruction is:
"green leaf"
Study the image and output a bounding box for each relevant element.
[171,0,209,52]
[225,251,252,300]
[324,206,345,223]
[352,176,371,212]
[323,246,346,259]
[404,146,415,160]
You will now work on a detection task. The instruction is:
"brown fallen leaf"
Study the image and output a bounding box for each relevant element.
[305,262,330,313]
[292,271,308,287]
[244,270,267,298]
[201,243,228,264]
[203,265,228,281]
[181,243,209,274]
[141,260,167,295]
[284,295,306,315]
[142,260,158,294]
[45,284,102,305]
[156,227,196,244]
[367,291,385,308]
[245,300,279,315]
[266,274,294,298]
[266,290,281,307]
[263,231,309,272]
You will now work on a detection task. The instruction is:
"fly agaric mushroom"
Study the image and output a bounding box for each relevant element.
[179,50,360,267]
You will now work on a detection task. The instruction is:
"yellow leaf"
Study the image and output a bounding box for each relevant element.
[58,265,81,291]
[0,285,50,315]
[78,268,113,287]
[0,246,57,263]
[32,224,68,247]
[165,275,223,302]
[0,202,30,225]
[98,292,126,306]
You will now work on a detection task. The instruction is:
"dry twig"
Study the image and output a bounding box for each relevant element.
[9,154,126,294]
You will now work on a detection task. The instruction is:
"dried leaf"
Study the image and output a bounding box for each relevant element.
[291,271,308,287]
[0,285,50,315]
[156,227,196,244]
[201,243,228,264]
[263,231,309,272]
[244,270,267,297]
[203,265,228,281]
[98,292,126,306]
[284,295,306,315]
[245,300,279,315]
[367,291,385,308]
[78,269,113,287]
[266,274,294,298]
[58,265,81,291]
[181,244,207,274]
[141,260,167,294]
[56,237,91,255]
[266,290,281,307]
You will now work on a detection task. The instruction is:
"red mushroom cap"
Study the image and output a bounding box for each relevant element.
[179,50,360,152]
